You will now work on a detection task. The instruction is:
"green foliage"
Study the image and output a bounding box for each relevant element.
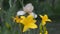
[0,0,60,34]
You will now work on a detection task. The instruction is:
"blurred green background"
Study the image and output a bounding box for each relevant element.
[0,0,60,34]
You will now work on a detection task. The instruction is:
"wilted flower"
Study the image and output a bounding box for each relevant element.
[17,3,37,18]
[13,16,22,23]
[17,11,26,16]
[23,3,34,13]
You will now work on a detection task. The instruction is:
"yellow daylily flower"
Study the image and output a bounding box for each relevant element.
[40,14,51,26]
[40,32,42,34]
[20,15,37,32]
[45,31,48,34]
[13,16,22,23]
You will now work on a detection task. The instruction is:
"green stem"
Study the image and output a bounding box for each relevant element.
[39,23,43,33]
[19,24,22,34]
[43,26,47,34]
[28,30,30,34]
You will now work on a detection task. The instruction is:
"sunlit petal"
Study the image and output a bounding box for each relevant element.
[47,19,51,22]
[29,23,37,29]
[21,16,26,19]
[40,15,43,18]
[23,26,29,32]
[40,14,51,26]
[44,15,48,19]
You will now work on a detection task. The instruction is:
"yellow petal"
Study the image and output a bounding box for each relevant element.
[20,20,25,24]
[21,16,26,19]
[23,26,29,32]
[44,15,48,19]
[27,15,34,19]
[13,17,17,22]
[32,20,36,23]
[13,16,19,22]
[29,23,37,29]
[40,32,42,34]
[40,15,43,18]
[47,19,51,22]
[16,19,20,23]
[45,31,48,34]
[44,14,47,16]
[42,21,46,26]
[20,16,26,24]
[28,19,36,23]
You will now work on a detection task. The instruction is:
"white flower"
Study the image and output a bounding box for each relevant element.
[23,3,34,13]
[17,11,26,16]
[17,3,36,17]
[29,12,37,18]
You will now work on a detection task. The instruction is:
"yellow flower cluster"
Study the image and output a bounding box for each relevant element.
[13,14,51,33]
